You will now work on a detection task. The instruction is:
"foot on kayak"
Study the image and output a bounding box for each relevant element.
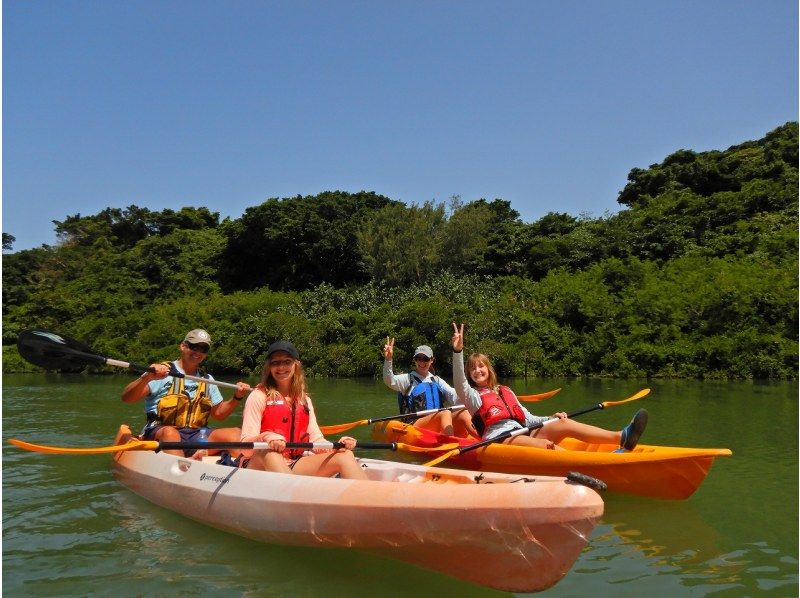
[620,409,648,451]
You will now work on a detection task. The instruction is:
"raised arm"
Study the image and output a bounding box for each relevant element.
[382,335,411,393]
[451,322,480,414]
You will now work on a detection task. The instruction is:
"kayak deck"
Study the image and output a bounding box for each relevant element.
[372,420,732,500]
[112,425,603,592]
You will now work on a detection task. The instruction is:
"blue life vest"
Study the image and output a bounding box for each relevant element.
[397,372,445,414]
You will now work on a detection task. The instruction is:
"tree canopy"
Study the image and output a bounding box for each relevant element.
[3,122,797,379]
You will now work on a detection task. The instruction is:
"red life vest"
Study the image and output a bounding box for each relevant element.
[477,385,526,429]
[258,385,311,459]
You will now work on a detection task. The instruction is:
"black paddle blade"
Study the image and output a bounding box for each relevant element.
[17,329,105,371]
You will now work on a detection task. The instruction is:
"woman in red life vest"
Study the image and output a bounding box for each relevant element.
[451,323,648,451]
[240,340,368,479]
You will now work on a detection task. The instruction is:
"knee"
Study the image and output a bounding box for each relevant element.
[260,450,285,469]
[436,411,452,423]
[333,450,357,464]
[551,419,571,431]
[156,427,181,441]
[210,427,240,441]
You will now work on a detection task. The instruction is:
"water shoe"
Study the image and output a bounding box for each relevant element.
[620,408,648,451]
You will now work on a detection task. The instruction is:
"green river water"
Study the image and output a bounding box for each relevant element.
[2,375,797,596]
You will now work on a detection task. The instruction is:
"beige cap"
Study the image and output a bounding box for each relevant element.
[184,329,212,345]
[414,345,434,359]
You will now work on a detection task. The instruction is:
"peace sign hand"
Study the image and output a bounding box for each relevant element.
[451,322,464,352]
[383,336,395,359]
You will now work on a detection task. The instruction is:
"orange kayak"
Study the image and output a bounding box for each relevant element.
[111,425,602,592]
[372,420,732,500]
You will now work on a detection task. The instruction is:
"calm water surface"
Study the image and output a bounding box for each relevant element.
[3,375,797,596]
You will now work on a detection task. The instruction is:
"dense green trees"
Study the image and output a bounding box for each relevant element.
[219,191,396,291]
[3,123,797,379]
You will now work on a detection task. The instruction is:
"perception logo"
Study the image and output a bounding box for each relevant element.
[200,473,230,484]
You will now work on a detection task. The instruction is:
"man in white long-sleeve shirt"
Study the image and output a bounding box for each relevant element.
[382,338,476,437]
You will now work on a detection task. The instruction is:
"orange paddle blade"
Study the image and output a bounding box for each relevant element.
[9,438,159,455]
[320,420,369,434]
[601,388,650,408]
[516,388,562,402]
[398,442,460,454]
[423,448,461,467]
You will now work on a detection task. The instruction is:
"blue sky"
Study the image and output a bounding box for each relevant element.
[3,1,797,252]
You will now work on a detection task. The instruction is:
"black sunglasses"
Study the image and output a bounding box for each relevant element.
[414,355,432,362]
[185,341,210,353]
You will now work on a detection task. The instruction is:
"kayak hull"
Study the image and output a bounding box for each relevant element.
[372,420,732,500]
[112,425,603,592]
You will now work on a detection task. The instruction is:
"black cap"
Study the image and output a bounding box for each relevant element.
[267,340,300,360]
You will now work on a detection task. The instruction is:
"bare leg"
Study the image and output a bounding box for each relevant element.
[453,409,477,437]
[248,450,293,473]
[208,427,243,457]
[414,411,454,436]
[505,434,563,450]
[292,451,369,480]
[536,420,621,445]
[153,426,183,456]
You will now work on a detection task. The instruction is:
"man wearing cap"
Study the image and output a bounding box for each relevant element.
[121,329,251,457]
[382,337,476,437]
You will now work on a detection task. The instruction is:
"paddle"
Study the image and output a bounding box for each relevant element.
[516,388,561,402]
[16,329,241,391]
[423,388,651,467]
[8,437,459,456]
[320,405,466,434]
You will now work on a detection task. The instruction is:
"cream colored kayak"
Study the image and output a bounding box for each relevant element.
[111,425,603,592]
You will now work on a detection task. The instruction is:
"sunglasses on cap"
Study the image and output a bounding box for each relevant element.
[184,341,210,353]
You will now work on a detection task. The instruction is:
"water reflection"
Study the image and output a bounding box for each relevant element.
[555,498,799,596]
[111,490,503,596]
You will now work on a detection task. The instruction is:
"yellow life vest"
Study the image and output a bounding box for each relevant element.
[154,362,213,428]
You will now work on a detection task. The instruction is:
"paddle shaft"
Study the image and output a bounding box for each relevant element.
[84,351,240,391]
[17,329,242,391]
[8,437,453,455]
[372,405,465,425]
[319,405,467,434]
[157,441,399,451]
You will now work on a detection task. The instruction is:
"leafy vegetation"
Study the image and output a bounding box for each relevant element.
[3,123,797,379]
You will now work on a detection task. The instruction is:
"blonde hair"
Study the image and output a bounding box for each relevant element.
[260,359,308,404]
[466,352,498,389]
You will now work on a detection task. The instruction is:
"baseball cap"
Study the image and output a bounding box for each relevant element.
[267,340,300,361]
[184,329,212,346]
[413,345,434,359]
